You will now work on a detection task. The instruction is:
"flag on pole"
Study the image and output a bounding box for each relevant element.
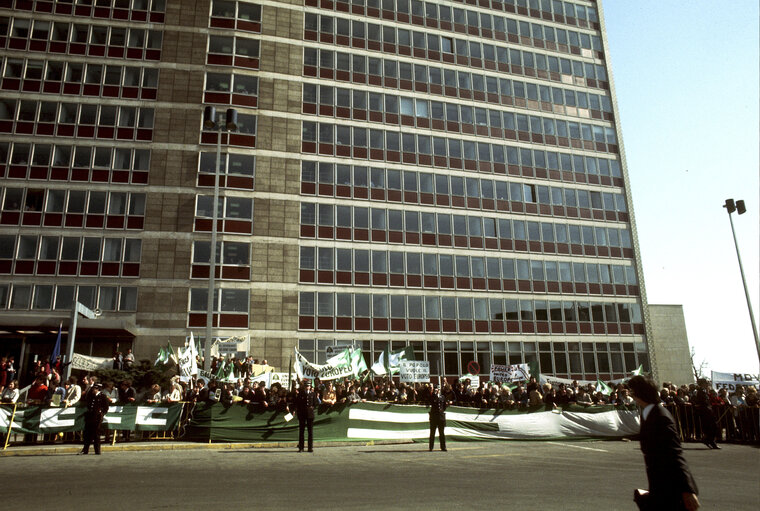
[595,379,613,396]
[166,341,177,364]
[189,332,198,376]
[371,348,391,376]
[631,365,644,376]
[155,346,168,366]
[350,347,368,376]
[371,346,414,376]
[50,322,62,364]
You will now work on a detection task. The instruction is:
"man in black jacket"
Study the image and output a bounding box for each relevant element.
[429,384,447,451]
[295,379,320,452]
[628,376,699,510]
[80,383,110,455]
[693,378,719,449]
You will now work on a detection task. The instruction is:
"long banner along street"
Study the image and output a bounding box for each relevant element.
[183,402,640,443]
[0,404,184,435]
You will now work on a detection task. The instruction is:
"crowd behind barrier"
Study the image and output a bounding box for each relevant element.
[2,353,759,446]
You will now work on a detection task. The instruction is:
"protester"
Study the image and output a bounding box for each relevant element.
[62,376,81,408]
[1,380,19,403]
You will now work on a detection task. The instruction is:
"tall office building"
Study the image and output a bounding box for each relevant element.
[0,0,655,383]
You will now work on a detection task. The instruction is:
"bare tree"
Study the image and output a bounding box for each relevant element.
[689,347,708,381]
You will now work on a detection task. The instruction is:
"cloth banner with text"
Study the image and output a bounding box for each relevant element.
[0,403,183,435]
[489,364,530,384]
[711,371,760,392]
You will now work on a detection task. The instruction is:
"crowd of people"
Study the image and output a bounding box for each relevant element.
[2,351,758,445]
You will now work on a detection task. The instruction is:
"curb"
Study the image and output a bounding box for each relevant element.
[0,439,413,457]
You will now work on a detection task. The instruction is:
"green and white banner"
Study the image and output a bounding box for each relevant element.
[0,404,184,434]
[294,347,366,381]
[346,403,641,441]
[183,402,641,443]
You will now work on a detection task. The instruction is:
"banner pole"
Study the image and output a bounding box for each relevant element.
[3,403,18,450]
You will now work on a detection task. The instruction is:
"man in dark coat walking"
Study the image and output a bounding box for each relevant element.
[295,379,320,452]
[428,384,448,451]
[80,383,110,455]
[628,376,699,510]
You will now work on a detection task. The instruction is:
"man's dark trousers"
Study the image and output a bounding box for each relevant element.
[429,417,446,451]
[82,417,102,454]
[298,417,314,451]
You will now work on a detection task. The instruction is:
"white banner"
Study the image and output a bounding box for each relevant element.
[489,364,530,384]
[399,361,430,383]
[71,353,112,372]
[218,342,238,356]
[177,346,196,377]
[711,371,760,392]
[294,347,364,381]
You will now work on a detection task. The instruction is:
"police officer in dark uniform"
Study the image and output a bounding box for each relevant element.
[429,384,448,451]
[295,379,320,452]
[80,383,110,455]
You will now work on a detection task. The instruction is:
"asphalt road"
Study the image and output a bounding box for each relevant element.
[3,441,757,510]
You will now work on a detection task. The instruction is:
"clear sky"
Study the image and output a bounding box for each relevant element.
[601,1,760,376]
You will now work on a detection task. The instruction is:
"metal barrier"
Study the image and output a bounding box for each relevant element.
[664,403,760,445]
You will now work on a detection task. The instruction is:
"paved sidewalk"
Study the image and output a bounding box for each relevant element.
[0,438,411,456]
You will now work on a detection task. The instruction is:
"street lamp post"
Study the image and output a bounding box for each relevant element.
[723,199,760,367]
[202,106,237,372]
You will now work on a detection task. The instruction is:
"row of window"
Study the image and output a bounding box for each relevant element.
[188,287,249,313]
[1,234,141,263]
[200,112,257,136]
[3,142,149,171]
[304,77,612,122]
[5,0,166,20]
[2,58,159,92]
[305,11,602,59]
[309,0,599,29]
[304,44,608,92]
[298,292,644,333]
[299,203,633,252]
[198,152,254,177]
[1,187,145,216]
[0,17,163,60]
[195,195,253,221]
[301,162,627,216]
[304,147,622,186]
[299,247,638,287]
[301,122,618,167]
[0,283,138,312]
[1,99,154,127]
[207,35,260,70]
[210,0,262,28]
[204,72,258,98]
[304,96,615,148]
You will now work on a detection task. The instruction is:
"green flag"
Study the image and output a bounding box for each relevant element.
[166,341,178,364]
[387,346,414,375]
[371,348,391,376]
[154,346,167,366]
[350,347,368,377]
[528,360,540,382]
[631,365,644,376]
[595,380,613,396]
